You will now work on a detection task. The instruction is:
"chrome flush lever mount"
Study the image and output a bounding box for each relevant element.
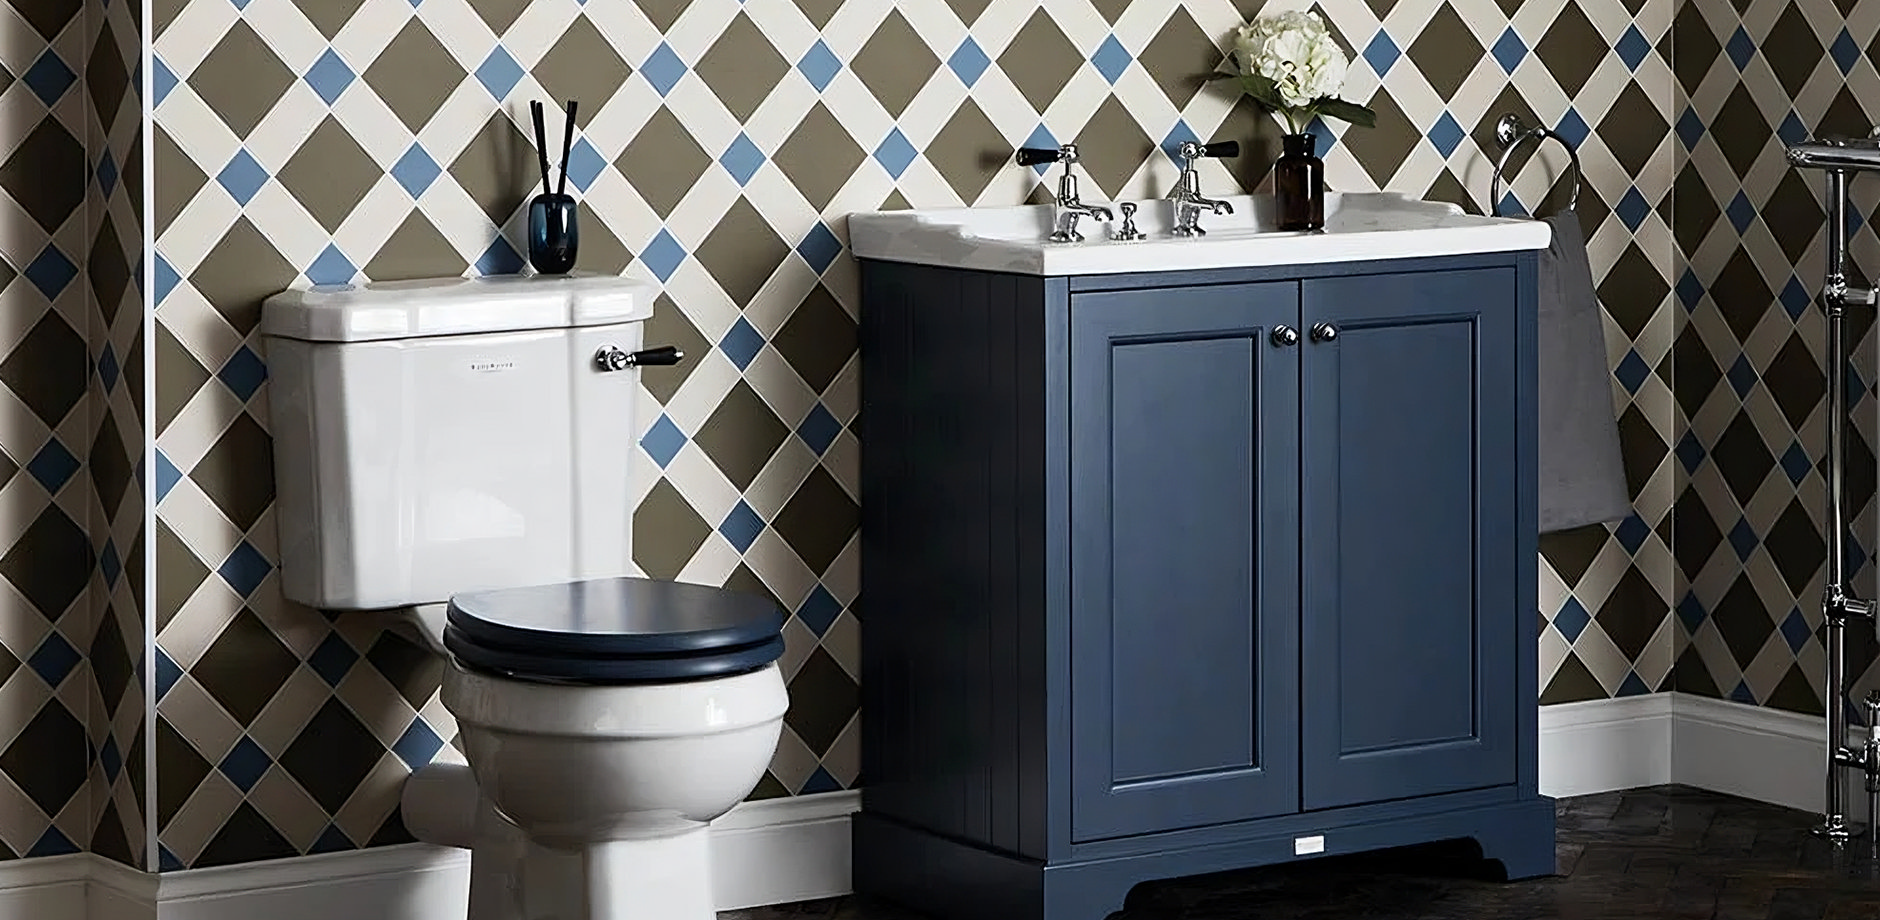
[595,344,685,372]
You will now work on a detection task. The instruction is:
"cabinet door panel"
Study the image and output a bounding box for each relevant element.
[1299,267,1519,811]
[1069,283,1299,842]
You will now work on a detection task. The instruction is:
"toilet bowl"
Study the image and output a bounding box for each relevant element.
[257,275,788,920]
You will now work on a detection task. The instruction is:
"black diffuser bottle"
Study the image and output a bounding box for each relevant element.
[528,99,579,275]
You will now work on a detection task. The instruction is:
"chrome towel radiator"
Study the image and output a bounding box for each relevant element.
[1785,135,1880,841]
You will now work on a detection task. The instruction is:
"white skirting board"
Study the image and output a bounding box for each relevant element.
[5,692,1860,920]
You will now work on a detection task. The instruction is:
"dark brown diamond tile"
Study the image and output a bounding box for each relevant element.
[998,10,1084,114]
[1763,4,1825,98]
[465,0,527,35]
[277,117,379,233]
[724,563,786,620]
[1673,163,1720,261]
[772,285,855,395]
[155,522,206,634]
[1090,0,1129,24]
[1710,574,1771,669]
[1,311,86,427]
[448,113,537,229]
[1077,96,1152,199]
[784,646,857,756]
[1674,490,1724,582]
[534,16,631,123]
[1541,524,1609,585]
[90,213,131,326]
[365,631,442,708]
[0,642,16,687]
[1138,6,1220,110]
[92,800,135,867]
[695,13,786,122]
[193,801,296,868]
[1215,95,1285,193]
[279,699,384,813]
[1762,333,1825,432]
[1764,662,1822,716]
[188,22,294,138]
[633,478,710,579]
[852,11,936,119]
[694,198,788,307]
[299,0,364,40]
[192,413,275,532]
[364,20,468,135]
[1711,412,1776,508]
[154,127,206,238]
[88,20,131,126]
[1764,499,1826,598]
[1341,90,1418,189]
[639,293,706,404]
[924,98,1008,205]
[155,717,210,827]
[695,381,788,492]
[1540,651,1606,704]
[193,610,297,724]
[1711,249,1774,344]
[362,211,465,281]
[90,412,131,515]
[572,201,633,274]
[155,323,210,436]
[91,612,131,712]
[188,216,297,337]
[638,0,689,31]
[945,0,993,27]
[13,0,79,40]
[1674,4,1720,98]
[1405,4,1481,101]
[1473,85,1540,182]
[1761,169,1824,265]
[772,467,856,576]
[1617,404,1666,499]
[1595,567,1664,663]
[1597,83,1668,177]
[1673,642,1722,696]
[1534,2,1608,99]
[1597,242,1669,340]
[774,103,864,211]
[616,107,709,219]
[1710,84,1771,179]
[0,700,86,816]
[0,119,84,233]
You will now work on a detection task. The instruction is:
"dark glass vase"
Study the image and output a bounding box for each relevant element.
[1274,132,1324,232]
[528,193,579,275]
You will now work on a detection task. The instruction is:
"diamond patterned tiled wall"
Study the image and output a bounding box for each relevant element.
[1672,0,1880,717]
[145,0,1679,868]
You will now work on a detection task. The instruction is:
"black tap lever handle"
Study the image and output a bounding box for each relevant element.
[1201,141,1240,159]
[630,345,684,366]
[1015,147,1064,167]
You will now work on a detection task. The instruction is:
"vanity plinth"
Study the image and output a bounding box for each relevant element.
[853,194,1555,920]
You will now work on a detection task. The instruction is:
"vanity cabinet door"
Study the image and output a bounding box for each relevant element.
[1297,267,1520,811]
[1066,282,1301,842]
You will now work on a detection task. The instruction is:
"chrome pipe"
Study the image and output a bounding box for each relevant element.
[1866,692,1880,839]
[1789,139,1880,172]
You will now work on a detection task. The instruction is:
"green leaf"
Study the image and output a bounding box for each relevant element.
[1317,98,1377,129]
[1236,73,1287,112]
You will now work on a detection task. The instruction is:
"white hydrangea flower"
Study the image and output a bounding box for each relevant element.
[1233,10,1350,109]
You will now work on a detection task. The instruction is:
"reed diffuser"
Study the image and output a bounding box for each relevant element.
[528,99,579,275]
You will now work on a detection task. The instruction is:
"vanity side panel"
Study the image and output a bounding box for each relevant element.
[857,260,1053,859]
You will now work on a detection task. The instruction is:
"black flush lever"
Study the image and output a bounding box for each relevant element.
[595,344,685,372]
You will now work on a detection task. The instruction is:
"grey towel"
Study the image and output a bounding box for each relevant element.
[1536,209,1631,534]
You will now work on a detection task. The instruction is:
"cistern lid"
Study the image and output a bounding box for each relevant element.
[260,272,656,343]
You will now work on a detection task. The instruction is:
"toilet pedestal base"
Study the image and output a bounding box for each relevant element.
[584,830,713,920]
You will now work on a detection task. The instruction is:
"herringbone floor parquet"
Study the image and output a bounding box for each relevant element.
[725,786,1880,919]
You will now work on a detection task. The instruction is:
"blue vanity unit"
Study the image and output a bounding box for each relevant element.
[849,192,1559,920]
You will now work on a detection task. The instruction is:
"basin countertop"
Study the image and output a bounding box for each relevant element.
[847,191,1554,277]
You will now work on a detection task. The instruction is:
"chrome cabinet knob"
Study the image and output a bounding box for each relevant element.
[1311,323,1339,343]
[1271,325,1300,347]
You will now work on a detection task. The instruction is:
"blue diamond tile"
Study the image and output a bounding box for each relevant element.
[640,413,686,468]
[306,244,356,286]
[1306,117,1335,154]
[1778,110,1808,147]
[797,584,842,635]
[797,223,842,274]
[1675,430,1706,473]
[308,633,357,687]
[948,37,990,86]
[1615,25,1650,71]
[1552,597,1591,643]
[642,43,687,96]
[564,137,606,192]
[798,403,842,455]
[158,845,183,872]
[1615,514,1650,555]
[1780,275,1811,319]
[218,345,268,401]
[1615,187,1651,231]
[719,317,765,370]
[27,439,78,492]
[1848,360,1866,406]
[97,151,118,196]
[799,40,841,91]
[28,631,80,687]
[1021,124,1058,174]
[310,825,354,854]
[216,149,269,206]
[1729,680,1755,704]
[218,542,272,597]
[1162,120,1200,160]
[1497,191,1526,218]
[1677,592,1707,634]
[1725,190,1755,234]
[219,736,271,792]
[1727,517,1758,561]
[874,128,917,179]
[1845,535,1867,579]
[721,133,766,186]
[1554,109,1591,150]
[1725,26,1754,70]
[23,50,75,105]
[152,55,178,106]
[1617,671,1651,696]
[28,828,77,858]
[1614,349,1651,394]
[1363,31,1400,75]
[1676,268,1703,310]
[641,230,687,282]
[305,49,354,104]
[474,46,525,99]
[720,501,765,553]
[798,766,842,794]
[1676,107,1705,150]
[1091,35,1131,84]
[1428,111,1465,158]
[99,343,120,391]
[1780,608,1813,652]
[154,254,181,305]
[392,718,445,769]
[391,144,441,197]
[1832,29,1861,75]
[1491,28,1525,74]
[1726,353,1755,397]
[101,736,121,781]
[155,648,182,700]
[475,237,524,276]
[100,539,120,586]
[25,245,77,299]
[1781,442,1813,484]
[154,450,183,503]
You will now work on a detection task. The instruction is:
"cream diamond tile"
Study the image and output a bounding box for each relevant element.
[1571,617,1631,695]
[244,0,333,72]
[332,751,403,844]
[745,351,818,437]
[0,773,45,856]
[336,664,417,749]
[161,676,245,763]
[820,508,859,605]
[675,532,743,588]
[743,0,820,62]
[0,671,52,752]
[156,374,240,470]
[496,1,578,66]
[1036,68,1111,144]
[156,579,241,671]
[821,609,859,678]
[745,438,816,522]
[154,489,242,583]
[662,349,740,435]
[820,712,859,788]
[1538,621,1573,694]
[156,191,243,279]
[582,3,664,71]
[247,665,330,760]
[820,432,859,512]
[328,83,417,168]
[1634,614,1678,690]
[242,86,329,176]
[329,0,415,67]
[742,529,817,618]
[245,186,335,279]
[1742,632,1799,703]
[335,181,434,268]
[1568,538,1634,615]
[153,0,241,74]
[765,723,818,794]
[412,0,501,70]
[248,765,326,851]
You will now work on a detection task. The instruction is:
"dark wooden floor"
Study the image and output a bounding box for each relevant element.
[723,786,1880,919]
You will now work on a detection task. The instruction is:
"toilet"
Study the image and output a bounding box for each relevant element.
[258,273,788,920]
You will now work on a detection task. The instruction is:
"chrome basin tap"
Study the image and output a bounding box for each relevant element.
[1168,140,1239,237]
[1016,143,1112,243]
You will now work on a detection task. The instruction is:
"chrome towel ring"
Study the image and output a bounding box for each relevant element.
[1489,113,1582,216]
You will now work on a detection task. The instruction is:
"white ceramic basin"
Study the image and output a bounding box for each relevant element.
[847,191,1553,277]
